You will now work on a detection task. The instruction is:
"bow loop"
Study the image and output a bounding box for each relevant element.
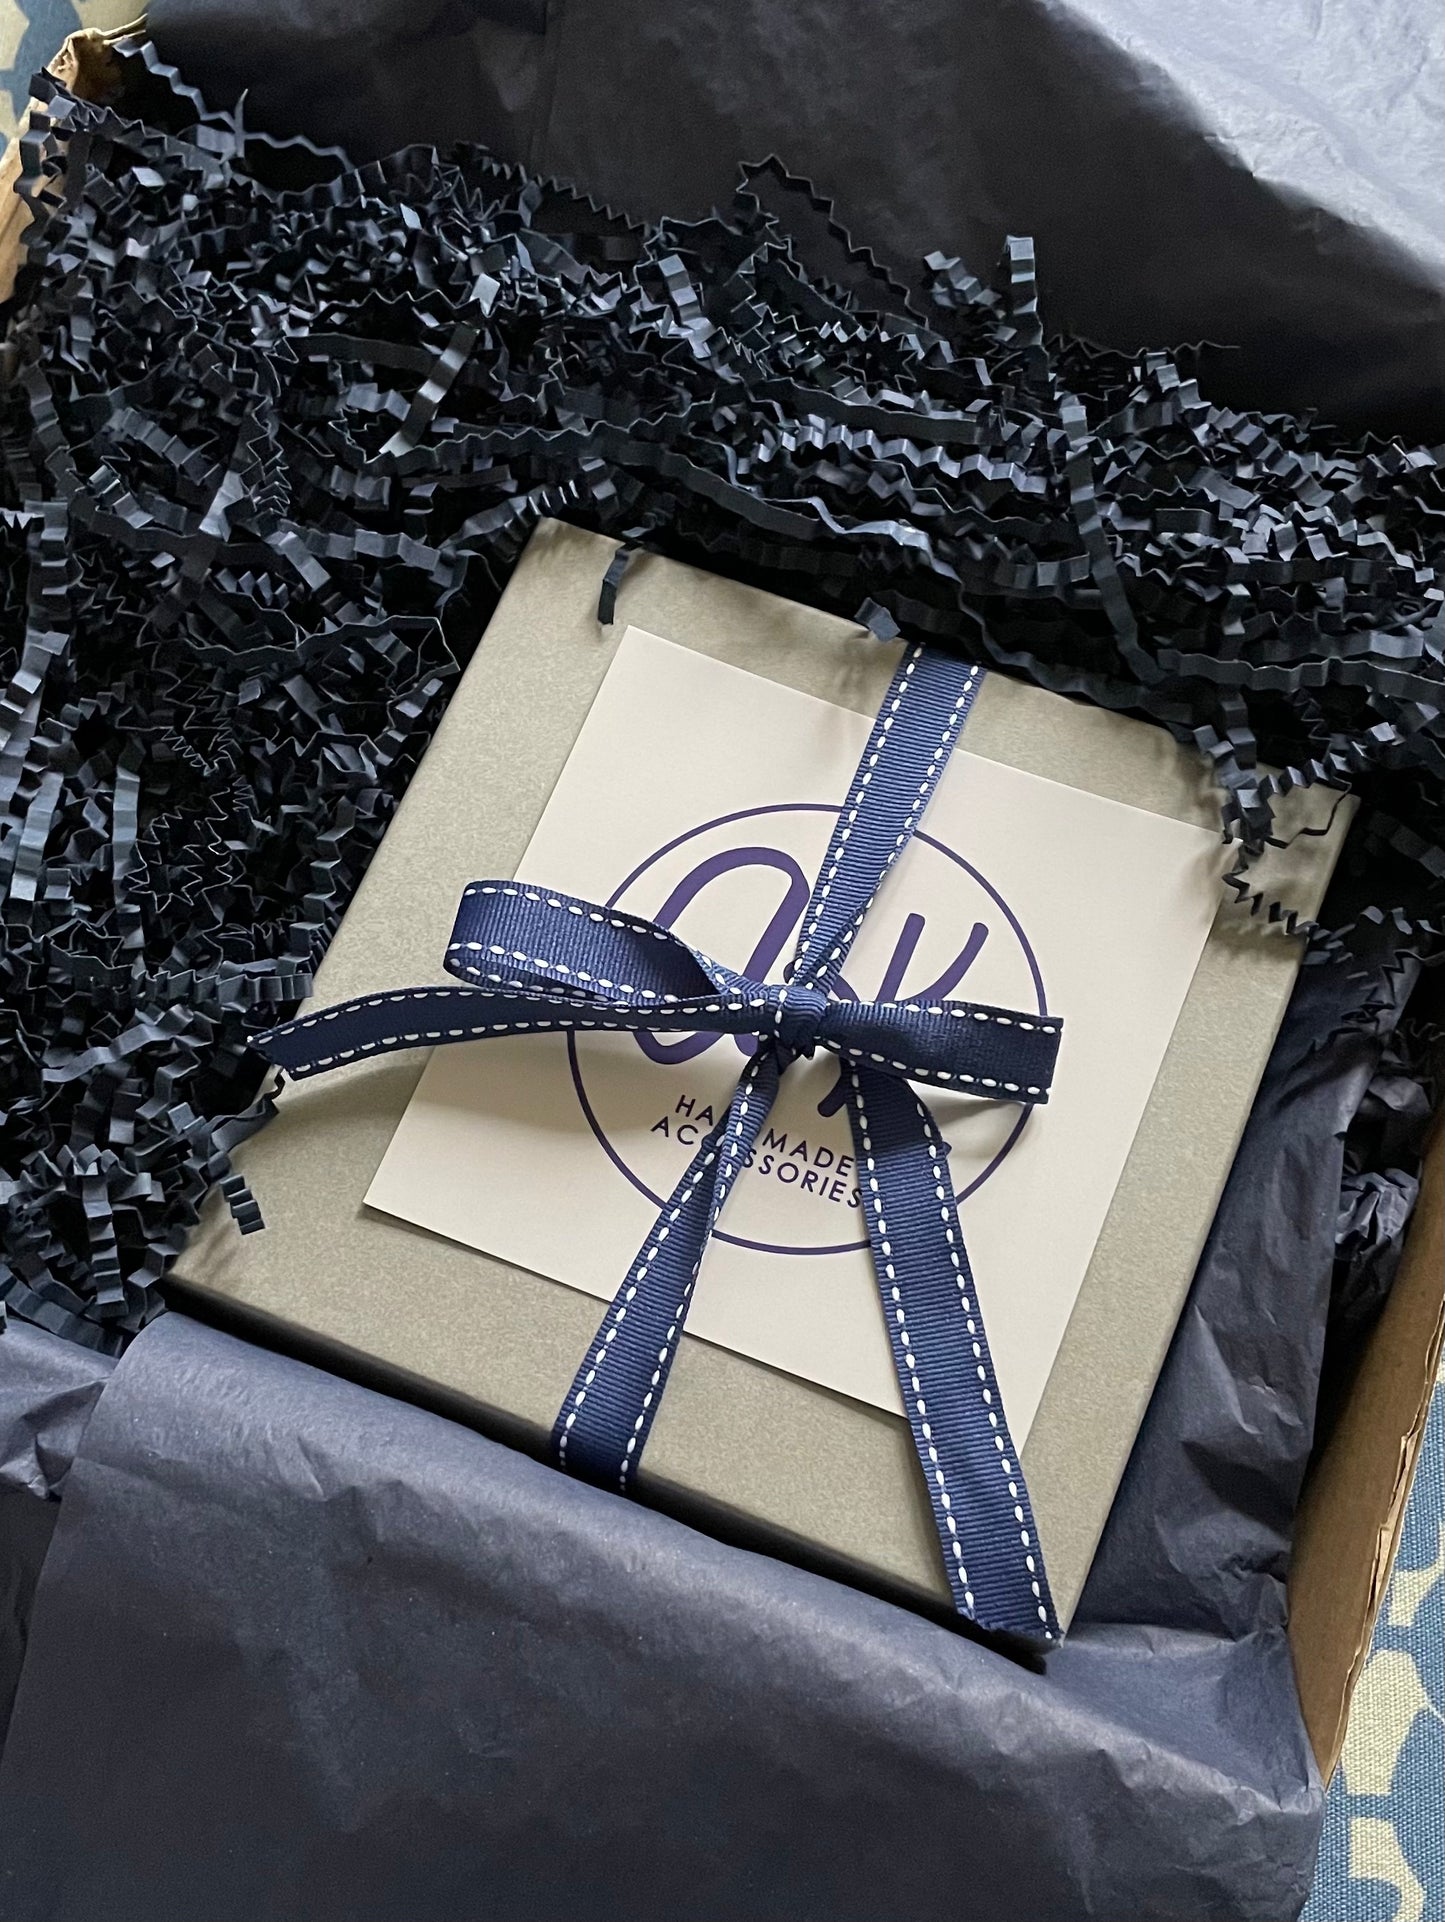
[444,880,729,1009]
[816,994,1061,1098]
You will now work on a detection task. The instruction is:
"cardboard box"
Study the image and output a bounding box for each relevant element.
[5,30,1443,1781]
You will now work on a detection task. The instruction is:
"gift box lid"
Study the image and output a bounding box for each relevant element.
[171,516,1352,1628]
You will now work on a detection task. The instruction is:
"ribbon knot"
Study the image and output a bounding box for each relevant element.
[769,981,830,1061]
[255,642,1066,1643]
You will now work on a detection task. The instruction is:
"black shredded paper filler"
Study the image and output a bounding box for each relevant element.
[1,41,1442,1352]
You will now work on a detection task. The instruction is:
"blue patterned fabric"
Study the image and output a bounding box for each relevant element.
[1304,1373,1445,1922]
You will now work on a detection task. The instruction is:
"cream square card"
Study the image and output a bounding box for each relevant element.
[366,626,1221,1444]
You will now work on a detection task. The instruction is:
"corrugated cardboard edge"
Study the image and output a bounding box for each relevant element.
[0,25,141,304]
[4,27,1442,1779]
[1288,1117,1445,1781]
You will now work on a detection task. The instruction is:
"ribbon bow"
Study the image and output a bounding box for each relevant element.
[258,645,1064,1640]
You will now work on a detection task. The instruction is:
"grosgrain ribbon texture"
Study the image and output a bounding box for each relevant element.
[258,646,1065,1640]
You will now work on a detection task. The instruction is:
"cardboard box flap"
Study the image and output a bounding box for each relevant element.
[1289,1112,1445,1778]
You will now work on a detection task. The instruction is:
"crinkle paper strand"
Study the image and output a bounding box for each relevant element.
[1,41,1442,1350]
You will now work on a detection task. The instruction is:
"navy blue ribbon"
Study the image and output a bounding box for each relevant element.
[258,645,1063,1640]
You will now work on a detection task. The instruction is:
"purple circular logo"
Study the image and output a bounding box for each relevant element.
[568,801,1047,1256]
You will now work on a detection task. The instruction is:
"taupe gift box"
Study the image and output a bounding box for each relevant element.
[6,27,1443,1783]
[150,510,1356,1648]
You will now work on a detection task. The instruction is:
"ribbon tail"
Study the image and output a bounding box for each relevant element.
[844,1063,1060,1642]
[553,1049,781,1490]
